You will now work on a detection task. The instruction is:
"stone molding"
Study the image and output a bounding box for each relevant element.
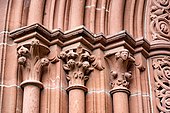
[66,85,88,92]
[9,23,170,58]
[153,56,170,112]
[110,87,130,95]
[20,80,44,89]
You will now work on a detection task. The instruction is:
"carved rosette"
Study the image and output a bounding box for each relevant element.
[110,49,135,91]
[153,56,170,112]
[150,0,170,41]
[59,46,103,88]
[17,40,49,88]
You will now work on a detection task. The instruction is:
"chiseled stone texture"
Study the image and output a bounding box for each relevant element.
[0,0,169,113]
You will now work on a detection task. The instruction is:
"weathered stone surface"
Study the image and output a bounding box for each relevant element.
[0,0,169,113]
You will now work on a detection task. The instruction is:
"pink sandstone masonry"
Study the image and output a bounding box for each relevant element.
[0,0,170,113]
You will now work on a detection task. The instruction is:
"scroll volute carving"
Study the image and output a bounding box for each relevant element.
[153,56,170,113]
[17,40,50,82]
[150,0,170,41]
[59,46,103,86]
[106,49,135,89]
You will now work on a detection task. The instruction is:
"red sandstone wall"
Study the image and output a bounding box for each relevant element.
[0,0,169,113]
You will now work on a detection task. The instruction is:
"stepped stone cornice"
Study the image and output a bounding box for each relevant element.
[9,23,170,57]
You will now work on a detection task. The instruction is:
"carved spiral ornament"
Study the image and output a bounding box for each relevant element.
[153,56,170,112]
[150,0,170,41]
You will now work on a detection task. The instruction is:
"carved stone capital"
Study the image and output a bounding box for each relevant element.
[59,46,103,87]
[153,56,170,112]
[108,49,135,90]
[17,40,50,88]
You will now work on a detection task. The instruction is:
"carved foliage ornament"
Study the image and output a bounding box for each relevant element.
[17,40,49,82]
[153,56,170,112]
[110,49,135,89]
[150,0,170,41]
[58,46,104,86]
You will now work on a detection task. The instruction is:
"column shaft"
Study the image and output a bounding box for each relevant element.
[22,85,40,113]
[112,92,129,113]
[69,89,85,113]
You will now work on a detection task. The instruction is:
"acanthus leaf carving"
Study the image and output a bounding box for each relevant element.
[92,57,105,71]
[58,46,104,86]
[153,56,170,113]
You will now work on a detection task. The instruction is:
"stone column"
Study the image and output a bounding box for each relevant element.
[59,46,95,113]
[108,49,135,113]
[17,40,49,113]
